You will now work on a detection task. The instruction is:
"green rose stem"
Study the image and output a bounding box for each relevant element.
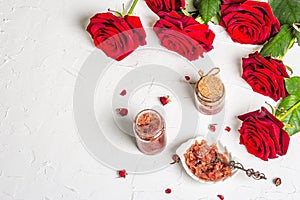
[108,0,139,17]
[107,8,123,17]
[128,0,139,16]
[265,101,275,115]
[121,3,125,16]
[181,9,192,17]
[278,100,300,121]
[280,38,295,60]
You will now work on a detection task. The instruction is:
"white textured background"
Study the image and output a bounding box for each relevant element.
[1,0,300,199]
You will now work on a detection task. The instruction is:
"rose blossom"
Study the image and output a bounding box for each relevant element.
[220,1,280,44]
[154,11,215,61]
[145,0,185,13]
[221,0,246,5]
[238,107,290,161]
[86,12,146,61]
[242,51,290,101]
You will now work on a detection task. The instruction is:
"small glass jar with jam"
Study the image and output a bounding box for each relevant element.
[133,109,167,155]
[194,68,225,115]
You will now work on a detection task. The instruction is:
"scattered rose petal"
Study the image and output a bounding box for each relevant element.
[209,124,217,132]
[185,75,191,81]
[120,89,127,96]
[159,95,171,106]
[273,177,281,186]
[225,126,231,132]
[217,194,224,200]
[165,188,172,194]
[118,169,127,178]
[117,108,128,116]
[170,154,180,164]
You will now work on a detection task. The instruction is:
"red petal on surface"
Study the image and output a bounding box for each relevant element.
[118,169,127,178]
[225,126,231,132]
[159,95,171,106]
[170,154,180,164]
[120,89,127,96]
[209,124,217,132]
[117,108,128,116]
[273,177,281,186]
[165,188,172,194]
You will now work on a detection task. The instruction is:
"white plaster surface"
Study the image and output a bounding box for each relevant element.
[0,0,300,199]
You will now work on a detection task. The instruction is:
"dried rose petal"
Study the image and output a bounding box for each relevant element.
[170,154,180,164]
[118,169,127,178]
[159,95,171,106]
[117,108,128,116]
[209,124,217,132]
[273,177,281,186]
[225,126,231,132]
[217,194,224,200]
[165,188,172,194]
[185,75,191,81]
[120,89,127,96]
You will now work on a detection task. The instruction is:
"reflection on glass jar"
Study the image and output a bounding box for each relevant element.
[194,72,225,115]
[133,109,166,155]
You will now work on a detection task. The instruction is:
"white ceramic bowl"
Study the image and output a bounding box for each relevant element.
[176,136,238,183]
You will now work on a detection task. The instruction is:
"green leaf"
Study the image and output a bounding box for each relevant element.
[293,24,300,46]
[196,0,221,24]
[295,31,300,45]
[285,76,300,95]
[275,94,300,136]
[270,0,300,25]
[260,24,294,58]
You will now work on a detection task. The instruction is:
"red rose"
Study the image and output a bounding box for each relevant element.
[242,52,290,101]
[238,107,290,161]
[145,0,185,13]
[220,1,280,44]
[153,11,215,61]
[86,12,146,61]
[221,0,246,5]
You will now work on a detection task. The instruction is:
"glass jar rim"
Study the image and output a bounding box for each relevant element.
[133,109,165,141]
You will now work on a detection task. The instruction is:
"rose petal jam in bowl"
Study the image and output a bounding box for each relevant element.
[176,136,237,183]
[133,109,167,155]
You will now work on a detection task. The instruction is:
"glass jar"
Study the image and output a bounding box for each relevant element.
[194,73,225,115]
[133,109,166,155]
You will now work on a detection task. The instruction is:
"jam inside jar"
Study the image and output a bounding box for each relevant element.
[133,109,167,155]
